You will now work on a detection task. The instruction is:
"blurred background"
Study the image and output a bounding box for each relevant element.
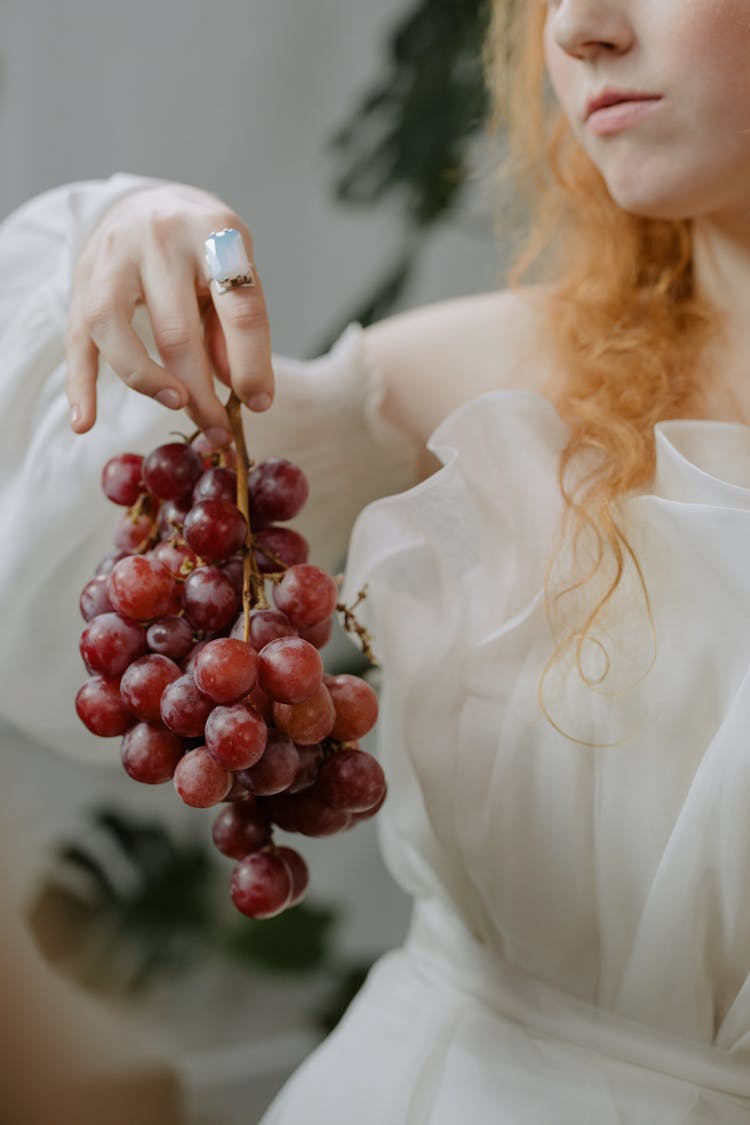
[0,0,509,1120]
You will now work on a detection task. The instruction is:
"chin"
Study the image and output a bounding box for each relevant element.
[603,177,701,222]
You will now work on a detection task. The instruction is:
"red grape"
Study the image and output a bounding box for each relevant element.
[174,746,232,807]
[229,612,296,648]
[230,608,297,649]
[192,433,234,462]
[324,674,379,741]
[120,654,182,722]
[221,556,245,593]
[224,777,254,802]
[182,566,239,631]
[157,495,193,538]
[297,616,333,650]
[317,748,386,813]
[248,458,309,522]
[236,729,300,796]
[113,511,156,552]
[275,845,309,905]
[246,682,274,724]
[146,616,194,661]
[257,636,323,704]
[153,540,198,578]
[253,526,309,574]
[183,499,247,563]
[76,675,131,737]
[193,467,238,505]
[107,555,175,622]
[79,432,386,923]
[101,453,144,506]
[193,638,258,703]
[79,575,114,621]
[264,794,301,832]
[204,703,268,770]
[230,851,292,919]
[287,743,322,793]
[160,674,215,737]
[80,613,147,676]
[95,549,128,576]
[182,639,210,675]
[121,722,184,783]
[211,803,271,859]
[273,564,338,628]
[272,684,335,744]
[288,789,351,836]
[143,442,203,500]
[348,783,388,824]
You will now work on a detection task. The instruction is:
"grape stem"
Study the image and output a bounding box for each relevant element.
[337,585,377,665]
[226,391,268,639]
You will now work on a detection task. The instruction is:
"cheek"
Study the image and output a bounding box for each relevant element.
[542,23,570,112]
[667,1,750,119]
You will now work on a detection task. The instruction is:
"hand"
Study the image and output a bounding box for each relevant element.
[65,183,274,443]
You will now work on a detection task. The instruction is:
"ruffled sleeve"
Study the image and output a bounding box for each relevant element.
[0,177,421,763]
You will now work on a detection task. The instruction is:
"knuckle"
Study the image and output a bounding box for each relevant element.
[223,299,266,332]
[147,211,182,251]
[84,295,117,334]
[210,210,253,248]
[64,322,87,354]
[121,366,150,392]
[153,317,194,358]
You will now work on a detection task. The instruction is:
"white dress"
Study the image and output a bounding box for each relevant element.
[4,177,750,1124]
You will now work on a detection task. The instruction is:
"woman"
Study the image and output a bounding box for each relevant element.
[3,0,750,1120]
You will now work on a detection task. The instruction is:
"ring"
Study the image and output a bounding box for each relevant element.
[204,228,257,294]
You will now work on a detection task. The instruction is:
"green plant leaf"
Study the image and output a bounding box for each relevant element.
[313,0,492,345]
[57,843,119,903]
[222,900,339,974]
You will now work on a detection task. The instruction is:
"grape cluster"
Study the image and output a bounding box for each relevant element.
[76,434,385,919]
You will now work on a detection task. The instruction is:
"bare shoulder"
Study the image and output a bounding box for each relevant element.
[364,286,559,460]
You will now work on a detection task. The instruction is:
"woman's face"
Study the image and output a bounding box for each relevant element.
[542,0,750,225]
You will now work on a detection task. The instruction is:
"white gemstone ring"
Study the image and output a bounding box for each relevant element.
[203,228,257,294]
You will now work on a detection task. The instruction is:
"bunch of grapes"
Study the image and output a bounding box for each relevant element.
[75,419,385,920]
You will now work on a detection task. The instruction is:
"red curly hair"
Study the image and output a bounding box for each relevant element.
[483,1,728,746]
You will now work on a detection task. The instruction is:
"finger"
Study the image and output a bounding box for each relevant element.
[206,237,274,411]
[142,254,231,444]
[65,312,100,433]
[83,261,190,413]
[203,301,231,389]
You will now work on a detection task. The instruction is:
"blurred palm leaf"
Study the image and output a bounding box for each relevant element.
[222,900,338,974]
[29,806,217,992]
[29,805,346,1002]
[316,0,491,351]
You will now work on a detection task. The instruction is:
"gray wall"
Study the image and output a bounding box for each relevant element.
[0,0,503,357]
[0,4,505,1120]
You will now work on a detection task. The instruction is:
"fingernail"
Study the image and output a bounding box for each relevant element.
[155,388,183,409]
[69,403,81,427]
[205,426,231,449]
[247,391,272,412]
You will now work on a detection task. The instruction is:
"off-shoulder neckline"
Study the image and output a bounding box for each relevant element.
[429,386,750,445]
[423,386,750,505]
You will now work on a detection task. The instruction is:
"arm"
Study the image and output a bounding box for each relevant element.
[0,878,183,1125]
[0,178,421,763]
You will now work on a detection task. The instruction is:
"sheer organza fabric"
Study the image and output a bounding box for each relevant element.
[265,392,750,1122]
[4,178,750,1123]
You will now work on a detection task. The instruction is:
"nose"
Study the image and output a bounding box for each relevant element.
[548,0,634,60]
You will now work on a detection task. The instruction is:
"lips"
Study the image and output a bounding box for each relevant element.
[584,89,661,121]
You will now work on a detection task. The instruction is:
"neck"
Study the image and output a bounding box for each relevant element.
[692,216,750,410]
